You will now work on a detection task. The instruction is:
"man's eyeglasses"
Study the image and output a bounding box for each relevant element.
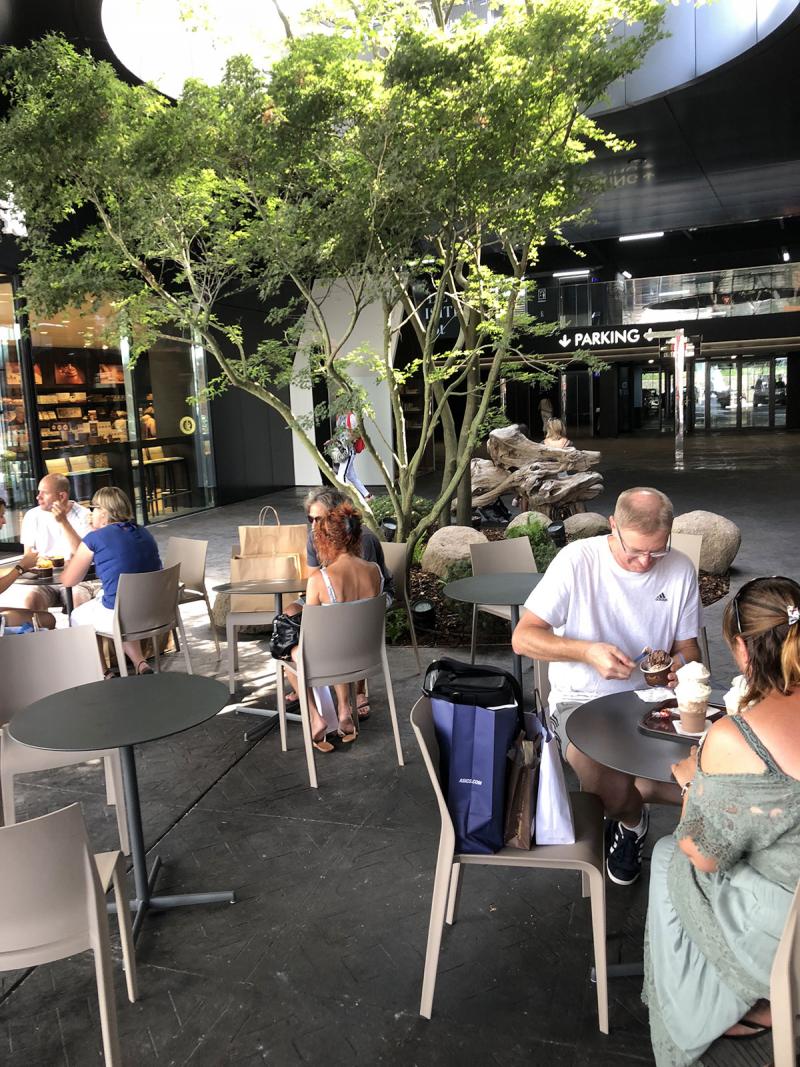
[732,575,795,634]
[615,528,671,561]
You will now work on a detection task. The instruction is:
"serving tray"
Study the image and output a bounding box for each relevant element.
[638,700,726,744]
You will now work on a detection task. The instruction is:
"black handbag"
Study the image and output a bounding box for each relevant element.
[423,656,523,713]
[269,612,301,660]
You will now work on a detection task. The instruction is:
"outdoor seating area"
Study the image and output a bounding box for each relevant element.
[0,436,797,1066]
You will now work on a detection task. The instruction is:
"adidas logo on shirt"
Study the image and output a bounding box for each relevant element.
[655,592,668,602]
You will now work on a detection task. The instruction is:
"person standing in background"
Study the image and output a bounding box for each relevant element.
[335,410,372,504]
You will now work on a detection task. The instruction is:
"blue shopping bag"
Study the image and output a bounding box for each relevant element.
[431,696,521,854]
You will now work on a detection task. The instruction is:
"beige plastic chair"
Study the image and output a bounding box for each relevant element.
[0,804,137,1066]
[163,536,220,659]
[275,595,404,789]
[94,564,192,677]
[381,541,422,674]
[0,626,130,854]
[669,532,711,669]
[410,696,608,1032]
[770,879,800,1067]
[469,538,537,663]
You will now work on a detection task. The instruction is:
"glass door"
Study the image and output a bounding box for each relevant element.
[709,360,737,429]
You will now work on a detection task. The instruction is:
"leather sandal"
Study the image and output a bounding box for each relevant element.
[312,731,334,754]
[136,662,154,676]
[338,717,357,743]
[356,700,371,721]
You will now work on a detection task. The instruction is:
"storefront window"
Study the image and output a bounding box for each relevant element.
[29,305,135,509]
[775,356,787,428]
[709,360,736,429]
[0,277,35,546]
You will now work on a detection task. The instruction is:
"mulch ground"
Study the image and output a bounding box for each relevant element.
[393,524,730,648]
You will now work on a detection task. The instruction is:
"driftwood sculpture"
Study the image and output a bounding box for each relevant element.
[470,425,604,518]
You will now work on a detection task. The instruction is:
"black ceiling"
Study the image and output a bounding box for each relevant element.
[4,0,800,279]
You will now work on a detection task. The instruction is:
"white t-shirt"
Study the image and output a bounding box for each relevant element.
[524,535,702,708]
[21,502,91,559]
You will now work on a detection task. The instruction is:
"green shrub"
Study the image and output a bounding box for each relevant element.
[370,494,433,535]
[442,558,472,584]
[384,606,410,644]
[412,537,428,565]
[505,520,559,572]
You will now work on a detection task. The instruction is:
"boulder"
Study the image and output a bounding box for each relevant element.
[421,525,488,579]
[672,511,741,574]
[507,510,552,532]
[564,512,611,539]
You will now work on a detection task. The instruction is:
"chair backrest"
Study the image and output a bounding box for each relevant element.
[144,445,165,461]
[299,595,388,687]
[381,541,410,592]
[670,532,702,575]
[45,457,69,475]
[163,536,208,593]
[770,880,800,1067]
[0,803,102,961]
[115,564,180,638]
[0,625,104,727]
[409,696,454,835]
[470,537,537,576]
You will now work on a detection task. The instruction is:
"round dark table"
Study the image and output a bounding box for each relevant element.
[565,688,727,784]
[444,572,543,687]
[16,565,97,617]
[10,672,234,938]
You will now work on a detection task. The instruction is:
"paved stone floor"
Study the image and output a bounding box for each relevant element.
[3,429,798,1065]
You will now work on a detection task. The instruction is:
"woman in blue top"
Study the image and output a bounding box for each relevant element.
[61,486,161,675]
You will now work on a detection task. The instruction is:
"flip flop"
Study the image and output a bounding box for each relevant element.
[723,1018,770,1040]
[356,700,371,721]
[338,717,357,743]
[312,732,334,754]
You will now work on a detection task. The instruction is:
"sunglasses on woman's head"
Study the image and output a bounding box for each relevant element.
[306,514,323,524]
[732,575,797,634]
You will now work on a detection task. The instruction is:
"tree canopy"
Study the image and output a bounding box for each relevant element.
[0,0,664,548]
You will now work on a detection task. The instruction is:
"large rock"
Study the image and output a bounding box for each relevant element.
[507,510,552,532]
[421,525,488,579]
[672,511,741,574]
[564,512,611,539]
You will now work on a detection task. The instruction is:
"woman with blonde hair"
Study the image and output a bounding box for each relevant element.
[296,502,383,751]
[60,486,161,675]
[644,576,800,1065]
[542,417,571,450]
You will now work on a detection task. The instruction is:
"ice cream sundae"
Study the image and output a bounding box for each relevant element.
[723,674,749,716]
[33,557,54,581]
[640,647,673,687]
[675,660,712,733]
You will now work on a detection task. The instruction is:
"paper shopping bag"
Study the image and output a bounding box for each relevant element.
[238,506,308,569]
[504,731,542,849]
[230,552,301,612]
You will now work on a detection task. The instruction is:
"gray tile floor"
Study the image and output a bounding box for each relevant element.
[3,429,799,1065]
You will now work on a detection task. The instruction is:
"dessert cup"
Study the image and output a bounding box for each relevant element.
[678,704,708,733]
[640,659,673,687]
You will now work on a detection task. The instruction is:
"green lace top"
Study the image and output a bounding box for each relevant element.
[668,714,800,1001]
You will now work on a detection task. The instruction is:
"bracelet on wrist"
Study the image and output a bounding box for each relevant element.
[681,782,691,797]
[14,564,24,575]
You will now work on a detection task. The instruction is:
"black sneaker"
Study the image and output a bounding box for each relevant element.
[606,809,649,886]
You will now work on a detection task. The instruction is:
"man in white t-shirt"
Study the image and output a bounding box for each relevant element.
[6,474,93,612]
[512,487,702,886]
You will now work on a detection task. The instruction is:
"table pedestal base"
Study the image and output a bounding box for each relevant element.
[228,703,303,743]
[119,744,235,940]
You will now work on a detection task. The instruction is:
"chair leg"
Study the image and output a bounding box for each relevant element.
[700,626,711,671]
[176,614,193,674]
[227,618,237,695]
[204,593,221,659]
[350,682,359,737]
[114,634,128,677]
[770,975,796,1067]
[105,753,130,856]
[275,661,288,753]
[297,683,319,789]
[382,652,405,767]
[405,592,422,675]
[586,865,609,1035]
[420,837,456,1019]
[445,862,462,925]
[1,769,16,826]
[111,856,138,1003]
[470,605,478,664]
[92,932,123,1067]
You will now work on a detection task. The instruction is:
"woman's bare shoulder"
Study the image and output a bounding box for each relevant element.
[700,715,766,775]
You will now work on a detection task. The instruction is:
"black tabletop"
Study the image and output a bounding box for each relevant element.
[213,578,308,595]
[10,673,229,753]
[565,689,727,784]
[444,571,543,607]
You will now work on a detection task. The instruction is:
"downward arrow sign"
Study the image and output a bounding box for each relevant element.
[558,334,571,348]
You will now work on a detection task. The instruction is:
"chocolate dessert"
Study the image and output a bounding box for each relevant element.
[640,646,673,687]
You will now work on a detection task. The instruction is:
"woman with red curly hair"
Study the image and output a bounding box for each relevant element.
[294,502,383,751]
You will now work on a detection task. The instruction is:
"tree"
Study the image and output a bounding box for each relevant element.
[0,0,663,554]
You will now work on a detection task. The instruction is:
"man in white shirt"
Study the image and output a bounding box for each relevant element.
[6,474,93,612]
[512,487,702,886]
